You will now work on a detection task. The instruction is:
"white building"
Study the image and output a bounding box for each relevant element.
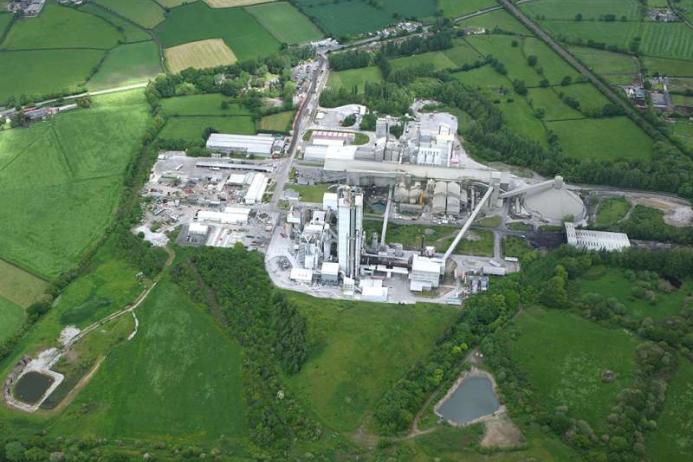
[290,268,314,284]
[320,262,340,283]
[565,222,631,252]
[323,192,338,211]
[197,207,250,225]
[409,255,443,291]
[244,173,268,205]
[304,144,357,162]
[206,133,279,157]
[337,186,364,279]
[188,223,209,236]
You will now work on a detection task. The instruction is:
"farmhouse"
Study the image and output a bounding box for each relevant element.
[206,133,281,157]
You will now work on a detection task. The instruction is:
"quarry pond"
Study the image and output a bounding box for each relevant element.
[436,369,500,426]
[13,371,55,405]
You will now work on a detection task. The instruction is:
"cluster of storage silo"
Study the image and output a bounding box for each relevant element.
[394,181,424,205]
[431,181,467,216]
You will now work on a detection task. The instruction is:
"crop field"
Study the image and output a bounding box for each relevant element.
[52,280,247,441]
[639,22,693,60]
[458,9,530,35]
[165,39,237,74]
[285,291,457,431]
[440,0,496,19]
[93,0,165,29]
[0,49,103,102]
[246,2,323,44]
[574,266,692,320]
[0,296,24,345]
[521,0,640,21]
[291,0,437,37]
[568,46,639,84]
[0,259,47,308]
[2,3,120,50]
[595,197,630,227]
[0,91,150,278]
[642,56,693,77]
[647,360,693,462]
[508,306,638,430]
[88,41,161,90]
[327,66,384,92]
[79,3,150,43]
[547,116,653,161]
[521,37,580,83]
[258,110,295,133]
[160,94,251,116]
[527,88,583,120]
[158,116,256,143]
[155,2,280,61]
[555,83,610,113]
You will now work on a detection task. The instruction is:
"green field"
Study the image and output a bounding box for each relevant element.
[452,65,512,90]
[521,0,640,21]
[556,83,610,114]
[575,266,692,320]
[540,20,639,51]
[0,296,24,345]
[79,2,151,43]
[159,116,256,143]
[502,236,532,258]
[87,41,161,90]
[671,119,693,151]
[466,35,544,86]
[458,9,530,35]
[0,91,150,278]
[498,96,549,146]
[454,229,494,257]
[521,37,581,83]
[154,1,280,61]
[290,184,331,203]
[160,94,251,117]
[93,0,165,29]
[291,0,437,38]
[53,279,247,441]
[508,306,638,430]
[647,360,693,462]
[547,116,653,161]
[642,56,693,77]
[639,22,693,60]
[390,41,482,71]
[0,259,47,308]
[440,0,496,18]
[595,197,630,227]
[2,3,120,49]
[0,12,12,37]
[568,46,639,84]
[258,110,294,133]
[285,292,457,431]
[0,49,104,102]
[527,87,583,120]
[246,2,323,44]
[327,66,384,92]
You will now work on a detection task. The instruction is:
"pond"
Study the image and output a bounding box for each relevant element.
[437,375,500,425]
[13,371,54,405]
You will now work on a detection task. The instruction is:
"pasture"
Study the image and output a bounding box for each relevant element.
[52,280,247,441]
[639,22,693,60]
[508,306,638,431]
[285,291,457,431]
[0,297,24,345]
[521,37,580,83]
[327,66,384,92]
[546,117,653,161]
[595,197,630,227]
[521,0,640,21]
[556,83,610,114]
[93,0,165,29]
[527,88,583,120]
[79,3,151,43]
[154,1,280,61]
[0,12,11,36]
[246,2,323,44]
[158,116,256,143]
[0,91,150,278]
[646,360,693,462]
[0,49,103,102]
[568,46,639,84]
[206,0,274,6]
[88,41,162,90]
[452,65,511,90]
[574,266,692,320]
[642,56,693,77]
[0,259,47,308]
[258,110,295,133]
[165,39,237,74]
[440,0,496,19]
[2,3,120,50]
[466,35,543,86]
[458,9,530,35]
[671,120,693,151]
[160,94,250,116]
[498,96,549,146]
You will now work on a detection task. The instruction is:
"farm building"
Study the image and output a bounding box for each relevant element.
[206,133,281,157]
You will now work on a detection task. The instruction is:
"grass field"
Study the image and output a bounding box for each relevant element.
[540,20,638,51]
[327,66,384,92]
[0,259,47,308]
[466,35,544,86]
[642,56,693,77]
[206,0,274,6]
[2,3,120,50]
[508,306,638,430]
[291,0,437,37]
[93,0,165,29]
[155,1,280,61]
[440,0,496,18]
[290,184,331,203]
[527,87,583,120]
[556,83,610,113]
[452,65,512,90]
[521,0,640,21]
[258,110,295,133]
[0,296,24,345]
[160,94,250,116]
[88,41,161,90]
[391,51,458,71]
[458,9,530,35]
[498,96,549,146]
[646,360,693,462]
[568,46,639,84]
[158,116,256,143]
[285,292,457,431]
[639,22,693,60]
[0,12,12,37]
[165,39,237,74]
[574,266,692,320]
[79,3,151,43]
[52,279,247,441]
[547,116,653,161]
[595,197,630,227]
[503,236,532,258]
[454,229,494,257]
[246,2,323,44]
[0,49,104,102]
[671,119,693,151]
[521,37,581,83]
[0,91,150,278]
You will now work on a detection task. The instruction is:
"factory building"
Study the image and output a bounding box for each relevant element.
[322,192,338,211]
[206,133,281,157]
[565,222,630,252]
[197,207,250,225]
[409,255,444,292]
[244,173,268,205]
[304,145,357,162]
[337,186,364,280]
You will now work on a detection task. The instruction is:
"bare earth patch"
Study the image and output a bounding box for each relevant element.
[165,39,237,74]
[481,413,524,448]
[628,195,693,228]
[205,0,275,7]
